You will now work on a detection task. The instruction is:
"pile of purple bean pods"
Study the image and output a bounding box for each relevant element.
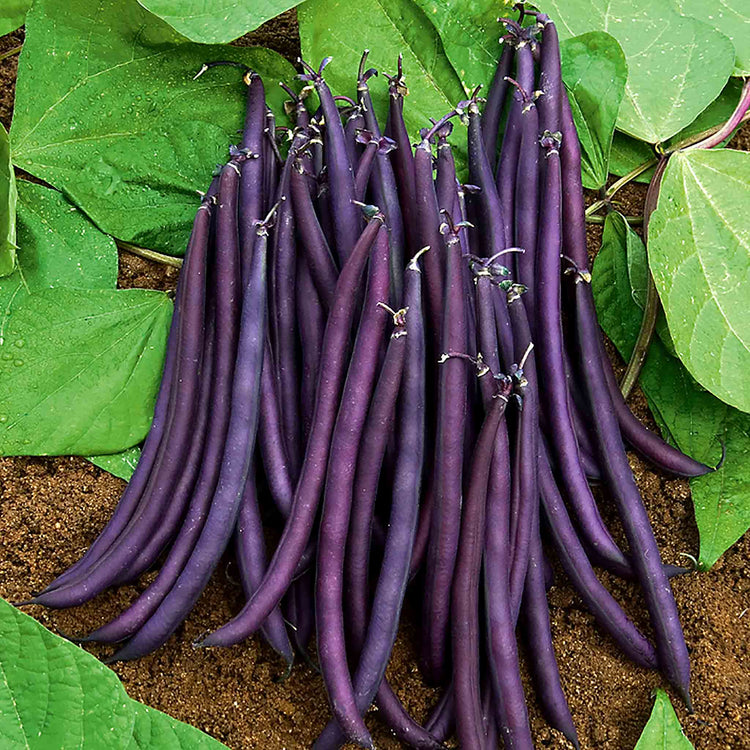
[27,10,714,749]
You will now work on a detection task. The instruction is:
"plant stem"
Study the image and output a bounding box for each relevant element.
[686,78,750,151]
[619,157,667,398]
[116,240,183,268]
[585,157,658,217]
[0,45,23,63]
[586,105,750,219]
[585,214,642,226]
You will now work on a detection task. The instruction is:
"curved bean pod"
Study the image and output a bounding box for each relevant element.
[316,223,391,747]
[110,197,268,662]
[198,215,385,649]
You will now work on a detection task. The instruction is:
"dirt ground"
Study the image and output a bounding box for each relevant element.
[1,13,748,750]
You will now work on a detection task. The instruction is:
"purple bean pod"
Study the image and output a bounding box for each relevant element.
[534,133,631,577]
[435,123,458,218]
[296,259,327,444]
[601,349,710,476]
[484,412,532,749]
[507,288,539,622]
[300,58,361,264]
[315,223,391,748]
[110,196,269,662]
[466,95,506,258]
[538,440,657,668]
[318,250,426,748]
[33,161,234,609]
[573,275,692,706]
[481,41,514,172]
[290,157,338,310]
[354,131,396,204]
[37,232,184,594]
[237,72,266,282]
[535,16,563,136]
[513,86,540,322]
[107,295,218,590]
[559,93,587,271]
[560,96,709,478]
[482,681,498,750]
[422,223,468,685]
[414,135,445,349]
[262,108,279,217]
[235,464,294,663]
[313,323,408,750]
[453,394,505,750]
[258,338,294,518]
[82,305,217,643]
[197,213,385,648]
[270,162,302,478]
[521,524,579,750]
[495,42,533,248]
[357,51,406,303]
[287,568,315,656]
[372,687,445,750]
[345,325,408,657]
[385,56,418,255]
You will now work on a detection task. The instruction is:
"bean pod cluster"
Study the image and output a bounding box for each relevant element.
[29,9,711,749]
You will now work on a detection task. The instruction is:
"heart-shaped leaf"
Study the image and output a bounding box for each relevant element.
[11,0,297,257]
[544,0,735,143]
[0,288,172,456]
[0,123,17,278]
[298,0,466,147]
[0,0,31,36]
[594,212,750,569]
[634,689,694,749]
[649,149,750,413]
[674,0,750,77]
[136,0,299,45]
[560,31,627,189]
[0,598,228,748]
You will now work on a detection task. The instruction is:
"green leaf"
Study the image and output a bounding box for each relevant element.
[0,598,228,749]
[0,181,118,327]
[609,131,655,183]
[544,0,735,142]
[298,0,466,150]
[0,0,31,36]
[88,445,142,480]
[674,0,750,77]
[620,215,676,356]
[649,149,750,413]
[126,701,227,749]
[0,597,134,748]
[11,0,297,257]
[609,77,747,181]
[593,212,750,568]
[634,689,694,749]
[624,221,648,310]
[0,288,172,456]
[409,0,509,94]
[692,407,750,569]
[136,0,299,45]
[0,123,17,278]
[560,32,627,189]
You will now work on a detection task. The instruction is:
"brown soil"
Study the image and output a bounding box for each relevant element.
[1,14,748,750]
